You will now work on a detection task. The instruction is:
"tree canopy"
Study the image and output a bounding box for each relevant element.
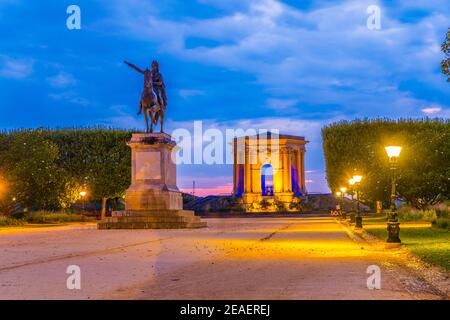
[322,119,450,209]
[0,128,132,215]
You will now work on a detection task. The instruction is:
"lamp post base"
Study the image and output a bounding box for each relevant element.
[387,220,401,243]
[355,216,363,228]
[350,213,355,223]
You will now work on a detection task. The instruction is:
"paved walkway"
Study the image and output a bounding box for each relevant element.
[0,217,446,299]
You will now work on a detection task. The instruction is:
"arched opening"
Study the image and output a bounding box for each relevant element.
[236,165,244,197]
[261,164,274,196]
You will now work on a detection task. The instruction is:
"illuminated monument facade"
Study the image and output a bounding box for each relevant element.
[233,133,307,212]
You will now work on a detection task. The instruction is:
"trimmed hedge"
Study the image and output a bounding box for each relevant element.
[322,118,450,208]
[0,128,133,213]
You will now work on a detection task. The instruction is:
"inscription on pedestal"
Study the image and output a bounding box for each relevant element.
[135,151,161,180]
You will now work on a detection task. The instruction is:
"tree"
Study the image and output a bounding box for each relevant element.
[50,129,132,219]
[0,128,132,216]
[0,130,70,211]
[322,119,450,209]
[442,28,450,82]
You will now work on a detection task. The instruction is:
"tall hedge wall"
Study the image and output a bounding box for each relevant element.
[0,128,133,213]
[322,119,450,209]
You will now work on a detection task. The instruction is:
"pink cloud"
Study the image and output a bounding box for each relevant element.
[180,183,233,197]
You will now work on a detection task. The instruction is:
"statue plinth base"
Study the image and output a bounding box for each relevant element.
[98,133,206,229]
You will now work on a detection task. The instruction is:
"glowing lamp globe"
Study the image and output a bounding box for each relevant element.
[336,191,342,196]
[79,191,87,197]
[340,187,347,193]
[349,178,355,185]
[385,146,402,158]
[352,175,362,183]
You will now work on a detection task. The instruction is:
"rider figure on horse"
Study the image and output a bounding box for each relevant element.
[150,60,167,112]
[123,60,167,116]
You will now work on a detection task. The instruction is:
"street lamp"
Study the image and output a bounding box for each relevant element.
[335,191,341,217]
[336,191,342,217]
[79,191,87,211]
[385,146,402,243]
[348,179,355,222]
[339,187,347,219]
[352,175,363,228]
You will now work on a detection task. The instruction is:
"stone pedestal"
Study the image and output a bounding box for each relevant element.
[98,133,206,229]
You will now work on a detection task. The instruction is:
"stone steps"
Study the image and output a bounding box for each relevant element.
[98,221,207,229]
[97,210,206,229]
[104,216,197,223]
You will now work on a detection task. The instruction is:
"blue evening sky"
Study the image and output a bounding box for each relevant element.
[0,0,449,195]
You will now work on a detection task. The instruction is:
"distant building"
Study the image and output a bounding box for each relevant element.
[233,133,307,212]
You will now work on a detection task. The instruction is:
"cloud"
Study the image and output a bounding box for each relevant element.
[100,104,142,129]
[179,89,206,98]
[266,98,298,110]
[179,176,233,196]
[421,105,450,117]
[106,0,450,118]
[421,106,442,114]
[179,183,233,196]
[0,55,33,79]
[46,72,76,88]
[48,91,89,106]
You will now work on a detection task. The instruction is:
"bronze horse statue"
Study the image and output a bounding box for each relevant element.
[124,60,167,133]
[140,78,165,133]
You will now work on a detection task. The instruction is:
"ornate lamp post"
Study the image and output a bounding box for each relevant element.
[340,187,347,219]
[348,178,355,222]
[352,175,363,228]
[79,191,87,211]
[385,146,402,243]
[335,191,342,217]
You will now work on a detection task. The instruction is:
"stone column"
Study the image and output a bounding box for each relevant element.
[251,163,262,194]
[233,138,238,194]
[286,147,292,192]
[273,148,283,193]
[300,148,306,193]
[282,148,289,192]
[244,140,251,193]
[296,149,302,194]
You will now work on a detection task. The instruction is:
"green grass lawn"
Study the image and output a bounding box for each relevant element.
[364,216,450,271]
[0,212,96,227]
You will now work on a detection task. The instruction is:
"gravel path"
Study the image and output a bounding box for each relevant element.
[0,217,446,299]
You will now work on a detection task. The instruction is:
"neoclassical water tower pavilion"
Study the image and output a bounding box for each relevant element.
[233,133,308,212]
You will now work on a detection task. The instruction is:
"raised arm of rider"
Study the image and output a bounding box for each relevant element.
[124,61,145,74]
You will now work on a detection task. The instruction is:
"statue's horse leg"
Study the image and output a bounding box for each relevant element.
[150,106,157,125]
[143,106,150,133]
[160,110,164,133]
[154,107,159,124]
[148,108,154,133]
